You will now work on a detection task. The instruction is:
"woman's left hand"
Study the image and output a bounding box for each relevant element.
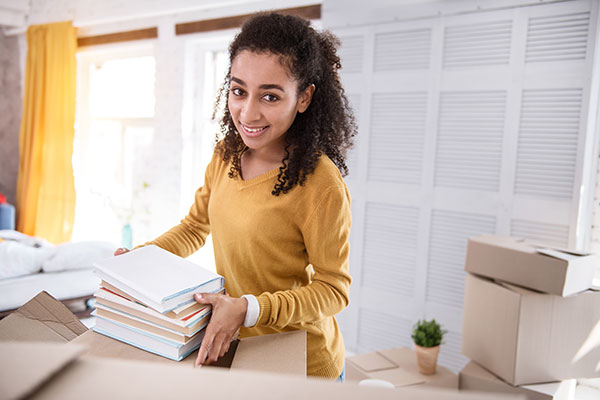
[194,292,247,367]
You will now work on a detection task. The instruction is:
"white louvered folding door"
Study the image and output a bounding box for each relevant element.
[328,0,599,372]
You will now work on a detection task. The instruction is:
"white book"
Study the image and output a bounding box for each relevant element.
[94,315,206,361]
[93,245,224,313]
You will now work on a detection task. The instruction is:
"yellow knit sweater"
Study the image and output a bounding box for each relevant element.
[145,148,352,378]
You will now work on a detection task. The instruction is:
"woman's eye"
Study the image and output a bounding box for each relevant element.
[231,88,244,96]
[264,94,278,102]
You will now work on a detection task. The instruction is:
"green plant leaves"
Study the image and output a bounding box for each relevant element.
[411,319,447,348]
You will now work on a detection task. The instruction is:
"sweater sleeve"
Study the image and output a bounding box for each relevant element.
[255,185,352,328]
[140,151,217,258]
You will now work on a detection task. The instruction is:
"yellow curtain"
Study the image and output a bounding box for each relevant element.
[16,21,77,244]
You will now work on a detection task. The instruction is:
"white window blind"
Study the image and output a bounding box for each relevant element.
[368,92,428,184]
[374,28,432,71]
[329,0,599,372]
[434,91,506,191]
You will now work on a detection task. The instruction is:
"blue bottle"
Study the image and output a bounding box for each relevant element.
[0,194,16,230]
[122,223,133,249]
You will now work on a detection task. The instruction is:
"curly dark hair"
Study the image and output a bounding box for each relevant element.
[213,12,357,196]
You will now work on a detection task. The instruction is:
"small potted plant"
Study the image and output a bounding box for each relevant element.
[411,318,447,375]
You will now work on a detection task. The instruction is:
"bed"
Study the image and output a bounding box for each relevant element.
[0,230,115,318]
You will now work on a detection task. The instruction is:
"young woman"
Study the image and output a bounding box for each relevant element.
[115,12,357,380]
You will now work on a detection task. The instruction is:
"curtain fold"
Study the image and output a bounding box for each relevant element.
[16,21,77,243]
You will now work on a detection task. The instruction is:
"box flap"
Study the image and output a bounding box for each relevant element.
[347,348,457,389]
[535,248,583,262]
[530,243,591,258]
[379,347,458,388]
[368,367,426,387]
[0,341,85,400]
[520,381,573,398]
[0,291,87,343]
[231,330,306,375]
[350,351,397,372]
[31,356,523,400]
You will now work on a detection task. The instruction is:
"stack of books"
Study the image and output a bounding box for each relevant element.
[92,245,224,361]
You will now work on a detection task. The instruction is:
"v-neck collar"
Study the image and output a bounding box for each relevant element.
[236,166,280,189]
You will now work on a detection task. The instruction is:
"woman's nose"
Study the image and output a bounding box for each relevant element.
[240,98,261,121]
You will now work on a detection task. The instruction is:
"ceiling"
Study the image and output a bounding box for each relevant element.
[0,0,29,28]
[0,0,289,33]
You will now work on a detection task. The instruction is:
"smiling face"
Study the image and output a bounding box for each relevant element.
[228,50,314,159]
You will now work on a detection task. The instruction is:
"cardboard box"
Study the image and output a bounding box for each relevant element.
[0,342,526,400]
[459,361,579,400]
[465,235,597,296]
[346,347,458,389]
[0,291,306,376]
[462,273,600,385]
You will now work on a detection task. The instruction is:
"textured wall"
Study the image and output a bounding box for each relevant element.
[0,33,21,207]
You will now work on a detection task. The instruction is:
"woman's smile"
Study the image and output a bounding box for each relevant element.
[240,124,270,138]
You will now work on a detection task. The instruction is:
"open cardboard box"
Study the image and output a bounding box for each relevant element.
[0,291,305,374]
[345,347,458,389]
[0,291,526,399]
[462,273,600,385]
[465,235,597,297]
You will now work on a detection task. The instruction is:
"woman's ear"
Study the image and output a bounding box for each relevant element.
[297,84,316,113]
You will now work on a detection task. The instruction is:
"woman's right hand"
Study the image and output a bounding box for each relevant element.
[114,248,130,256]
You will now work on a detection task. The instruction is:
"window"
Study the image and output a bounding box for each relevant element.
[180,34,232,268]
[72,46,156,247]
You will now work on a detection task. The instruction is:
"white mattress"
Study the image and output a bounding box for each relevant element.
[0,269,100,311]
